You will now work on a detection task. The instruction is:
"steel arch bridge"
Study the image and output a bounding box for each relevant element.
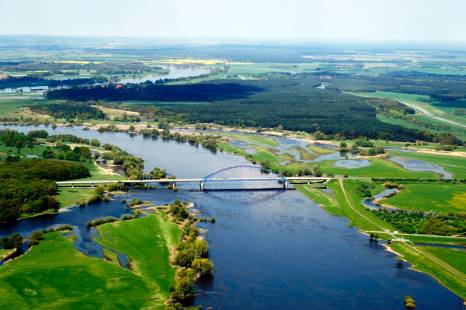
[202,165,279,182]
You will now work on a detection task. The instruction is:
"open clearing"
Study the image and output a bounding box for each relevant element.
[382,182,466,213]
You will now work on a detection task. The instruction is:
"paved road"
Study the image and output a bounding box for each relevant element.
[399,100,466,129]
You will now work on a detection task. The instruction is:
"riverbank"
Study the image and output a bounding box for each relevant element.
[0,199,211,308]
[296,181,466,300]
[0,123,463,308]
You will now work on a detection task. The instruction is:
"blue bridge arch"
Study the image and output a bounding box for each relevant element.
[203,165,274,182]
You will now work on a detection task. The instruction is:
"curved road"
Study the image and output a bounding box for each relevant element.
[399,100,466,129]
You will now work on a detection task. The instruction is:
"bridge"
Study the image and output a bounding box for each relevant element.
[56,165,332,190]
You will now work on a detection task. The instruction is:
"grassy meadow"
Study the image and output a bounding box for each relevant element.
[0,233,152,309]
[96,212,182,305]
[382,182,466,213]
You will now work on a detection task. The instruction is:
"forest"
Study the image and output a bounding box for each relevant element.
[163,78,444,141]
[325,71,466,103]
[46,82,262,102]
[0,159,90,222]
[0,76,106,90]
[45,76,461,141]
[31,102,106,120]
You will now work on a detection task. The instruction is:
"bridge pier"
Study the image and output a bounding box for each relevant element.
[200,181,205,191]
[283,180,289,190]
[170,182,177,190]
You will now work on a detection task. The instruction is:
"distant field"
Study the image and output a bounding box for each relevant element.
[354,91,466,140]
[227,62,320,76]
[382,182,466,213]
[0,97,34,118]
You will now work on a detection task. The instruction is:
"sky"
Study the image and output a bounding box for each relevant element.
[1,0,466,42]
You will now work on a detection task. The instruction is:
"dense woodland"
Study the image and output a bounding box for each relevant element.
[31,102,105,120]
[0,76,106,90]
[0,159,90,222]
[163,78,446,141]
[46,77,433,141]
[46,82,261,102]
[325,71,466,103]
[0,130,92,222]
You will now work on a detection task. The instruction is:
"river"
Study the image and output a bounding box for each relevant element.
[0,125,463,309]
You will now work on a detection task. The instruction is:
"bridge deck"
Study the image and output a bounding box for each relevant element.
[56,177,332,186]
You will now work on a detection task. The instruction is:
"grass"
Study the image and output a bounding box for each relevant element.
[78,162,124,181]
[0,249,13,258]
[296,185,341,216]
[389,151,466,179]
[221,132,278,147]
[218,142,248,156]
[317,157,437,178]
[0,144,48,158]
[422,247,466,275]
[397,235,466,245]
[0,232,152,309]
[390,243,466,299]
[0,97,33,118]
[56,162,123,207]
[57,187,96,207]
[354,91,466,140]
[96,212,182,304]
[294,146,316,160]
[382,182,466,213]
[327,179,392,231]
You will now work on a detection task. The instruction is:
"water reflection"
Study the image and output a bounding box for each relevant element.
[0,125,462,309]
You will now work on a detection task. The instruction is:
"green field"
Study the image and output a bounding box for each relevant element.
[382,182,466,213]
[0,232,152,308]
[390,243,466,299]
[353,91,466,140]
[296,185,341,216]
[227,62,320,76]
[389,151,466,179]
[0,212,182,308]
[0,144,48,158]
[317,157,437,178]
[96,213,182,305]
[57,187,96,207]
[72,162,123,181]
[422,247,466,275]
[221,132,278,147]
[56,162,123,207]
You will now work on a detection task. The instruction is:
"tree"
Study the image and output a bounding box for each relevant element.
[150,167,167,179]
[0,233,23,249]
[90,139,100,147]
[15,140,24,153]
[404,296,416,309]
[192,258,213,276]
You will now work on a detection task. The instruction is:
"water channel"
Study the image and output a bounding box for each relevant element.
[0,125,463,309]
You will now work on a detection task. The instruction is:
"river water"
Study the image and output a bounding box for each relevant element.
[0,125,463,309]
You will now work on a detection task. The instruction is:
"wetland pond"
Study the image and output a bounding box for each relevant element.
[0,125,463,309]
